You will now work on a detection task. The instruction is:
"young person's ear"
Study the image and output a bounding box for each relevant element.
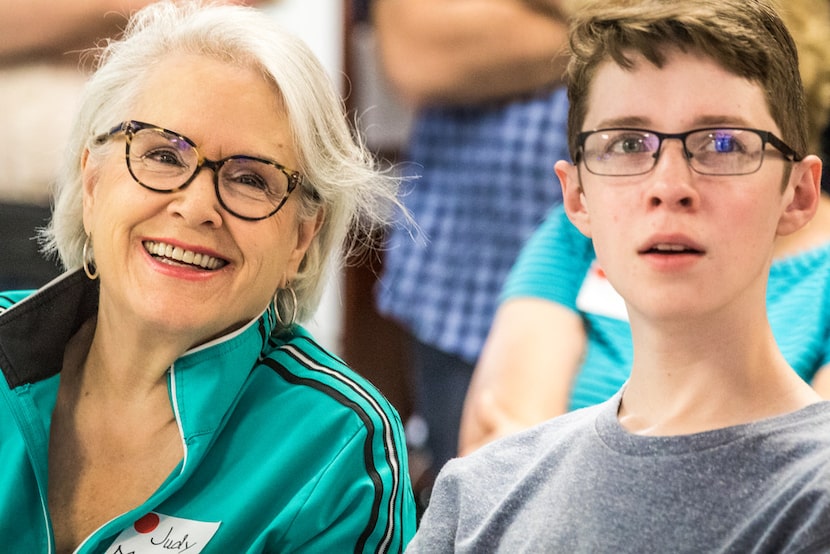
[777,155,822,237]
[556,159,592,238]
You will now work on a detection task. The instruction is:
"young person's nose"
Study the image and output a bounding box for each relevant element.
[646,139,699,209]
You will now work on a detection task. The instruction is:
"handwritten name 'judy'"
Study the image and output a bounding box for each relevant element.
[150,526,198,552]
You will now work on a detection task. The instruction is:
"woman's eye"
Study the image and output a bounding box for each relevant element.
[144,148,187,167]
[232,173,270,191]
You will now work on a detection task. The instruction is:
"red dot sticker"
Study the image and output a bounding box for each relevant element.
[134,513,160,534]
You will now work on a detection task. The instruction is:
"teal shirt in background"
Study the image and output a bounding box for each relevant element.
[0,271,416,553]
[502,205,830,411]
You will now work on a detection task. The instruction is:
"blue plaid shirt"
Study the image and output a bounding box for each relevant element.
[377,87,570,364]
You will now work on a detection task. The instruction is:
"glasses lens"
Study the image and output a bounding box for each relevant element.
[127,128,198,190]
[686,129,763,175]
[217,158,291,219]
[582,130,659,176]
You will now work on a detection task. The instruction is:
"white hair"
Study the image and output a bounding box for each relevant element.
[41,0,408,323]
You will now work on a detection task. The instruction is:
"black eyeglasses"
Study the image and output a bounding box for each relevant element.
[95,120,304,221]
[575,127,803,177]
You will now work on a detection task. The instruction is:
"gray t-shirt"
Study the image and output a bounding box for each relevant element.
[407,394,830,553]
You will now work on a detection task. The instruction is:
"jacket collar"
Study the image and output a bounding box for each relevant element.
[0,270,97,388]
[0,269,277,391]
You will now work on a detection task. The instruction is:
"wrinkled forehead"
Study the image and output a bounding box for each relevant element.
[125,53,296,164]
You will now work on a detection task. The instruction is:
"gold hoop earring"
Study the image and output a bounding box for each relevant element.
[82,233,99,280]
[274,285,298,328]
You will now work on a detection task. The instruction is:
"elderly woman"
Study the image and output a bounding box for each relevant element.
[0,1,415,552]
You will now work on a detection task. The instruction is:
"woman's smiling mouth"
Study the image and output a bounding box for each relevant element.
[143,240,228,270]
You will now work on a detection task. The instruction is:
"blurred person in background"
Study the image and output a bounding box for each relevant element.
[0,1,175,289]
[372,0,576,504]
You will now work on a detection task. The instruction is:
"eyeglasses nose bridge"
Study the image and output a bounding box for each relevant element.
[166,156,222,199]
[185,156,223,187]
[652,133,693,163]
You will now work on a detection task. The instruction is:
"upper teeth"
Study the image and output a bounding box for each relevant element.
[653,244,688,252]
[143,240,225,270]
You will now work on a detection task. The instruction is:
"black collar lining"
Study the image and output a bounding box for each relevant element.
[0,271,98,389]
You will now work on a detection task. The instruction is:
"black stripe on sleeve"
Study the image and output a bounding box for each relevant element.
[262,344,402,553]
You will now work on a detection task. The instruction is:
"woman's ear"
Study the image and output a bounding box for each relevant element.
[777,155,821,237]
[286,207,324,276]
[556,159,592,238]
[81,148,96,232]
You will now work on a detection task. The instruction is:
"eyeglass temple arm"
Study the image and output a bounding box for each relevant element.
[766,134,803,162]
[93,121,134,145]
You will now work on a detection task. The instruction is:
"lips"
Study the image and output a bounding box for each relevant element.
[143,240,228,270]
[643,243,704,254]
[638,232,706,256]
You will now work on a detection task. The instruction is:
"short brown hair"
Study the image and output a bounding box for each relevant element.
[564,0,807,161]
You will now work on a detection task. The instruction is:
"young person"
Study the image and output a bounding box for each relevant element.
[458,0,830,456]
[406,0,830,551]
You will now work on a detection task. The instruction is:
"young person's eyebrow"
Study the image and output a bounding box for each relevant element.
[691,115,755,127]
[587,114,756,131]
[587,116,650,129]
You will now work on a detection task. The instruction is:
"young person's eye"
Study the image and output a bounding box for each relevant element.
[608,133,652,155]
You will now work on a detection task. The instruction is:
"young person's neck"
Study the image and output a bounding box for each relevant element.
[618,306,821,436]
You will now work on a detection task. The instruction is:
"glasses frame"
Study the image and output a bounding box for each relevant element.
[96,120,304,221]
[575,126,804,177]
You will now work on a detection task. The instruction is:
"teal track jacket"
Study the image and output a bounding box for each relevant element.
[0,270,416,552]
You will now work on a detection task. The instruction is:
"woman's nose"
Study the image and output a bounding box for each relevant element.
[167,166,224,226]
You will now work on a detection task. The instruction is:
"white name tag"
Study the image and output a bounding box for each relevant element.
[575,260,629,321]
[105,512,221,554]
